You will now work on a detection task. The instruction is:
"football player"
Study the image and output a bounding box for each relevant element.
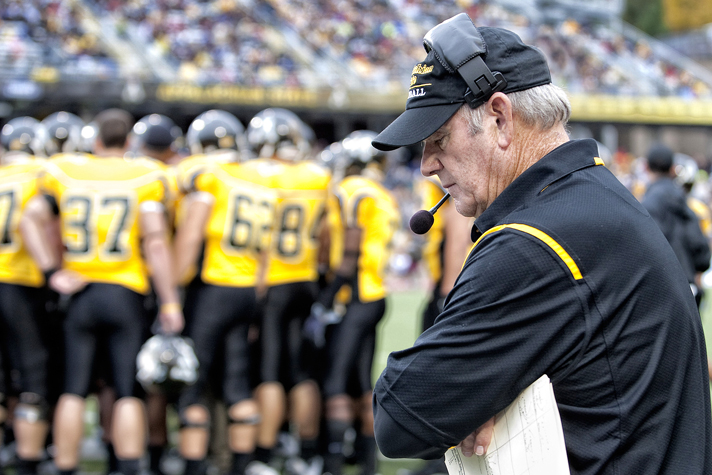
[245,108,329,475]
[40,112,85,157]
[131,114,184,165]
[0,118,53,475]
[309,130,399,475]
[19,108,184,475]
[171,110,271,475]
[129,112,187,475]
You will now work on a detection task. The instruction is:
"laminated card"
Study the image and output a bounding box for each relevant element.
[444,375,569,475]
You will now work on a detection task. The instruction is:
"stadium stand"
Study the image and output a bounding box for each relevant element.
[4,0,711,98]
[0,0,119,81]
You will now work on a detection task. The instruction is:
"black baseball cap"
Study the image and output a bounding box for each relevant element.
[372,19,552,151]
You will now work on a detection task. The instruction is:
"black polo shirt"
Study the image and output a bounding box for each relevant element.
[373,139,712,474]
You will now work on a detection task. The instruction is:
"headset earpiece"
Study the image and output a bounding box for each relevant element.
[423,13,507,109]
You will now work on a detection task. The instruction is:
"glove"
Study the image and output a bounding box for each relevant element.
[303,302,342,348]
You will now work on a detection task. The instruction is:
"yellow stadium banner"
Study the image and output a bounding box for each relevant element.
[155,84,712,125]
[155,84,408,112]
[568,94,712,125]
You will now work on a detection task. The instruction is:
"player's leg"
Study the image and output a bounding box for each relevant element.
[0,346,6,468]
[53,286,98,474]
[221,286,259,475]
[284,282,321,475]
[253,284,290,470]
[177,282,230,475]
[322,299,385,475]
[421,283,442,333]
[353,307,385,475]
[143,291,169,475]
[0,285,51,475]
[146,391,168,475]
[104,284,151,475]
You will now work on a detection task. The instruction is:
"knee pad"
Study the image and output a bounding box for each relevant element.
[179,406,211,430]
[227,413,261,426]
[14,392,49,423]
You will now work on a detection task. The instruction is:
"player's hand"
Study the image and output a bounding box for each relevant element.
[159,303,184,335]
[304,303,329,348]
[457,416,495,457]
[303,302,341,348]
[49,269,88,295]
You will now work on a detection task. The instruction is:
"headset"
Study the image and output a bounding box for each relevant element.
[424,13,507,110]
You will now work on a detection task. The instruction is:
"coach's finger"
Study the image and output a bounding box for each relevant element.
[473,416,495,456]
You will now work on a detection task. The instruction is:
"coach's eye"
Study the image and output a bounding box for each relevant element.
[436,134,449,150]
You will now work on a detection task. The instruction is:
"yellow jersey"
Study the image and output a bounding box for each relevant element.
[688,196,712,237]
[40,153,171,294]
[186,160,279,287]
[266,160,331,286]
[332,175,400,302]
[416,177,447,283]
[0,159,45,287]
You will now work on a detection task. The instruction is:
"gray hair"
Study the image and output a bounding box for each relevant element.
[459,83,571,134]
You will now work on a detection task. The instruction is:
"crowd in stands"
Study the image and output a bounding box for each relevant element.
[0,0,118,80]
[98,0,307,86]
[0,0,711,97]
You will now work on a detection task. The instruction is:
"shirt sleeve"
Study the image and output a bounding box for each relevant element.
[373,230,587,459]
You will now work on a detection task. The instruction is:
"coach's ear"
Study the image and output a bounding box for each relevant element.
[487,92,514,150]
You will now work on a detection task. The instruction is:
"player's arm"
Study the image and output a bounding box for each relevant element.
[172,192,212,285]
[440,204,473,297]
[140,202,184,334]
[20,195,85,294]
[19,196,59,273]
[316,224,361,309]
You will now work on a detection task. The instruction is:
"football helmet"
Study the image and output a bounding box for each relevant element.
[339,130,387,170]
[136,334,199,395]
[318,141,344,171]
[132,113,183,152]
[246,108,312,161]
[674,153,698,187]
[0,116,46,157]
[40,111,85,155]
[186,109,246,156]
[79,122,99,153]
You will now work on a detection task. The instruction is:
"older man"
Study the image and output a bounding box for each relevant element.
[371,14,712,475]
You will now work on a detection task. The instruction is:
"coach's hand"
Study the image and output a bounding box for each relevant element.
[457,416,495,457]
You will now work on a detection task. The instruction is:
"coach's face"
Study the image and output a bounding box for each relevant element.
[421,94,514,218]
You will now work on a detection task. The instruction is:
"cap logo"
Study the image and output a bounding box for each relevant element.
[408,62,434,99]
[412,64,434,75]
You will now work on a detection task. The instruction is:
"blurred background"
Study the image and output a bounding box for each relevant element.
[5,0,712,159]
[4,0,712,474]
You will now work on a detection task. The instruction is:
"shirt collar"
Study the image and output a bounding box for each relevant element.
[472,138,601,241]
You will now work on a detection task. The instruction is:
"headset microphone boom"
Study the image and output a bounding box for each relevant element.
[409,192,451,234]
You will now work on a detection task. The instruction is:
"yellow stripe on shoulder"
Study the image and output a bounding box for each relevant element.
[594,156,605,166]
[468,223,582,280]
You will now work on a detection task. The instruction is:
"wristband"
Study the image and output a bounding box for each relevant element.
[43,268,59,285]
[160,302,182,313]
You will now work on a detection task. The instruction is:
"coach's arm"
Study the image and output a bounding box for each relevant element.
[371,232,586,460]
